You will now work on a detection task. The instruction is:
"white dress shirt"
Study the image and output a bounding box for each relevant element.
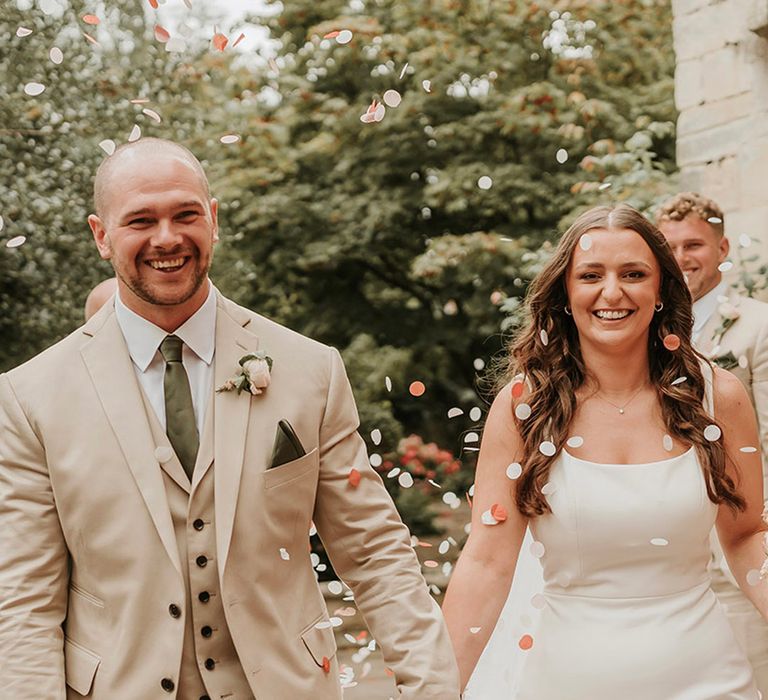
[692,280,728,343]
[114,284,216,437]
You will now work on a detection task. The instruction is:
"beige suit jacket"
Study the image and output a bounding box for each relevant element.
[0,292,460,699]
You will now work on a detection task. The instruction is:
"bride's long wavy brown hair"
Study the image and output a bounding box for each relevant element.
[500,204,746,517]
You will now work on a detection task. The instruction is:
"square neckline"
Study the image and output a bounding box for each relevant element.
[561,445,695,467]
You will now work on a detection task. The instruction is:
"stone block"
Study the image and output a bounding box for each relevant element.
[673,1,750,62]
[700,44,751,101]
[676,116,749,165]
[697,156,741,210]
[677,93,752,135]
[673,0,720,19]
[674,59,705,111]
[738,138,768,205]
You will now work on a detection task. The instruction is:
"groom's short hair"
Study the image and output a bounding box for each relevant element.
[93,137,211,219]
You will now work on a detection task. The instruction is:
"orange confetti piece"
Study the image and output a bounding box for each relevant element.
[663,334,681,351]
[409,381,426,397]
[348,468,361,488]
[148,0,158,7]
[519,634,534,650]
[355,630,368,641]
[82,14,100,25]
[511,381,525,399]
[415,540,432,548]
[232,32,246,48]
[423,560,439,568]
[465,491,472,509]
[154,25,170,42]
[212,32,228,51]
[323,30,341,39]
[321,656,331,673]
[490,503,508,522]
[385,667,395,677]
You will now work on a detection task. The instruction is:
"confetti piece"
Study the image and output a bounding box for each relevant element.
[511,381,525,399]
[371,429,381,445]
[448,407,463,419]
[539,329,549,346]
[739,446,757,453]
[469,626,482,634]
[315,620,332,629]
[348,468,361,488]
[422,79,432,92]
[438,540,450,554]
[369,453,382,467]
[477,176,493,190]
[220,134,240,144]
[469,407,482,422]
[662,334,680,351]
[542,482,556,495]
[323,30,340,39]
[154,25,170,42]
[24,82,45,96]
[481,509,500,526]
[183,0,192,7]
[142,108,161,123]
[717,261,733,272]
[0,216,4,232]
[128,124,141,142]
[398,472,414,488]
[566,435,584,448]
[399,63,409,79]
[473,358,485,371]
[409,381,425,397]
[671,376,687,386]
[148,0,159,7]
[578,233,592,251]
[322,656,331,673]
[428,479,441,488]
[746,569,762,586]
[738,355,748,368]
[739,234,752,248]
[213,32,228,51]
[98,139,116,155]
[423,560,439,568]
[650,537,669,546]
[49,47,63,64]
[531,593,546,609]
[130,98,149,104]
[707,216,723,224]
[6,236,26,249]
[383,89,401,108]
[555,148,568,164]
[519,635,534,650]
[154,446,173,463]
[539,441,556,457]
[279,547,290,560]
[598,181,612,190]
[506,462,522,479]
[704,424,722,442]
[336,29,353,44]
[530,541,545,558]
[387,467,400,478]
[82,32,99,46]
[464,432,479,444]
[385,376,392,392]
[663,434,674,452]
[16,27,33,37]
[515,403,532,420]
[328,580,343,595]
[82,14,100,25]
[490,503,508,522]
[232,32,246,48]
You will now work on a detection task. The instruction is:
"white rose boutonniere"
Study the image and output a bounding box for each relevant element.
[712,301,741,349]
[217,351,273,396]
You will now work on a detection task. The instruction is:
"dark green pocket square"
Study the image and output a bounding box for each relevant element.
[269,419,306,469]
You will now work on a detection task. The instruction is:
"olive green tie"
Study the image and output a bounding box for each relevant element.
[160,335,199,479]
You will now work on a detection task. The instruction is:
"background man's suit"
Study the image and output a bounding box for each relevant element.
[0,291,459,698]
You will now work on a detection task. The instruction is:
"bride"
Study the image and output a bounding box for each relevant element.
[442,204,768,699]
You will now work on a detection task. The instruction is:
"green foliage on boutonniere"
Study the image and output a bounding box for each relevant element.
[217,351,273,396]
[712,351,739,370]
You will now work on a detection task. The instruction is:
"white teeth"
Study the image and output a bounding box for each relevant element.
[595,310,630,320]
[149,257,185,269]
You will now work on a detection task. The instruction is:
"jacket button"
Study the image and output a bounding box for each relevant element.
[168,603,181,618]
[198,591,210,603]
[161,677,175,692]
[193,518,205,531]
[204,658,215,670]
[201,625,213,638]
[196,555,208,567]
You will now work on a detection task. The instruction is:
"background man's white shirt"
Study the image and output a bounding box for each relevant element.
[692,280,728,343]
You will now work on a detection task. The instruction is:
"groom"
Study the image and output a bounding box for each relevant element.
[0,138,460,699]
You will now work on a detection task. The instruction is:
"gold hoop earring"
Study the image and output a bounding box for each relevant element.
[654,302,664,312]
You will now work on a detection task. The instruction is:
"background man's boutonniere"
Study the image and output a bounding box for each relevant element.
[712,351,739,370]
[217,351,273,396]
[712,301,740,347]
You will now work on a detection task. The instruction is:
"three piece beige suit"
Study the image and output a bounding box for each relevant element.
[0,290,460,698]
[697,289,768,693]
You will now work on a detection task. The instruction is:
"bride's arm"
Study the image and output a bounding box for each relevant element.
[442,382,528,690]
[714,366,768,619]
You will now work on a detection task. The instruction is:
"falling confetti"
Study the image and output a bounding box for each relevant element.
[738,355,748,369]
[369,453,382,467]
[423,560,439,568]
[154,446,173,463]
[515,403,532,420]
[663,434,674,452]
[323,30,340,39]
[717,261,733,272]
[212,32,228,51]
[662,334,680,351]
[739,234,752,248]
[539,329,549,346]
[383,89,401,107]
[328,580,344,595]
[82,32,99,46]
[387,467,400,478]
[539,441,556,457]
[148,0,159,7]
[490,503,508,522]
[142,108,161,123]
[422,79,432,93]
[220,134,240,144]
[470,626,482,634]
[336,29,353,44]
[371,428,382,445]
[0,216,3,232]
[704,424,722,442]
[598,182,612,191]
[409,381,426,397]
[98,139,116,155]
[399,63,409,79]
[555,148,568,164]
[707,216,723,224]
[232,32,246,48]
[481,509,501,526]
[279,547,290,560]
[464,432,479,443]
[739,446,758,453]
[128,124,141,142]
[650,538,669,547]
[348,468,361,488]
[566,435,584,448]
[49,47,63,64]
[578,233,593,251]
[154,25,170,42]
[24,82,46,96]
[469,407,482,422]
[518,635,534,651]
[477,176,493,190]
[541,482,556,495]
[506,462,522,479]
[511,380,525,399]
[82,14,100,25]
[322,656,331,674]
[438,540,450,554]
[16,27,33,37]
[447,407,463,419]
[385,376,392,392]
[746,569,762,586]
[6,236,26,249]
[671,376,687,386]
[398,472,414,488]
[473,358,485,371]
[530,541,545,558]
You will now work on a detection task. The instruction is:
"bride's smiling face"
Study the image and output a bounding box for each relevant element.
[565,227,662,350]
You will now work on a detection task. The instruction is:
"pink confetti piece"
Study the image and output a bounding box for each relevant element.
[82,32,100,46]
[82,14,100,25]
[154,25,170,43]
[232,32,246,48]
[212,31,228,51]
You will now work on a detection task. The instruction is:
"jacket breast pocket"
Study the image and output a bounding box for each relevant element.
[301,613,338,667]
[65,637,100,696]
[263,447,318,490]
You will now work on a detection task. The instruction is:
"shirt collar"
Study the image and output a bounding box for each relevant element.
[692,280,729,337]
[114,282,217,372]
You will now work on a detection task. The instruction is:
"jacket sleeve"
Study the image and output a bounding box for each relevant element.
[749,318,768,497]
[311,348,461,699]
[0,373,68,699]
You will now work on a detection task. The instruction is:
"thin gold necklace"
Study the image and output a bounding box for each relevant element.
[595,385,646,415]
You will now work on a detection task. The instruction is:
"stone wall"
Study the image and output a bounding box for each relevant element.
[672,0,768,253]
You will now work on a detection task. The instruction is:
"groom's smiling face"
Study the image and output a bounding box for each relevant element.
[88,146,218,323]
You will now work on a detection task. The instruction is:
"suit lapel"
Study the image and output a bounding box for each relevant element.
[696,291,740,357]
[80,314,183,575]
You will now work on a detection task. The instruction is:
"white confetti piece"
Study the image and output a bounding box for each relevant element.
[327,580,343,595]
[464,432,479,443]
[154,446,174,463]
[469,626,482,634]
[330,616,343,627]
[671,376,687,386]
[279,547,290,560]
[422,79,431,93]
[505,462,522,480]
[369,453,382,467]
[739,446,758,453]
[555,148,568,164]
[442,492,460,506]
[650,538,669,547]
[707,216,723,224]
[385,376,392,392]
[739,234,752,248]
[539,329,549,346]
[398,472,414,488]
[663,434,674,452]
[447,407,463,418]
[142,108,161,123]
[704,424,722,442]
[566,435,583,448]
[746,569,762,586]
[481,509,499,526]
[539,441,556,457]
[24,82,45,96]
[98,139,116,155]
[399,62,409,80]
[598,181,612,191]
[428,479,441,488]
[6,235,26,248]
[531,593,547,609]
[438,540,450,555]
[315,620,332,629]
[717,261,733,272]
[128,124,141,142]
[387,467,400,478]
[310,552,320,567]
[383,89,401,108]
[477,176,493,190]
[336,29,353,44]
[220,134,240,144]
[0,215,4,232]
[469,407,482,422]
[530,541,545,558]
[738,355,748,369]
[541,482,556,495]
[16,27,33,37]
[515,403,532,420]
[473,358,485,370]
[578,233,592,251]
[371,428,382,445]
[40,0,60,14]
[309,522,317,536]
[372,101,385,121]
